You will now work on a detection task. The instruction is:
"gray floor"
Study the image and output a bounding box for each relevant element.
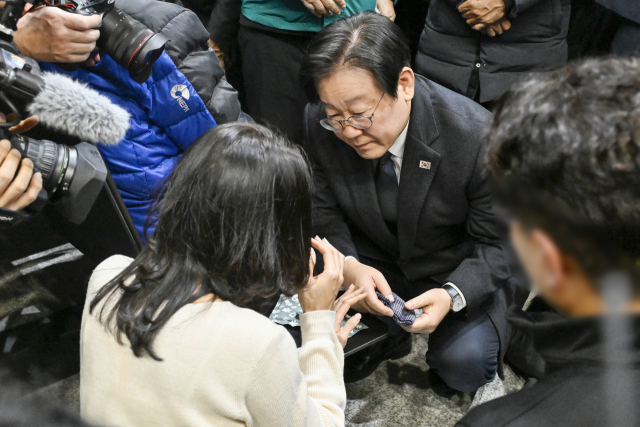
[34,334,524,427]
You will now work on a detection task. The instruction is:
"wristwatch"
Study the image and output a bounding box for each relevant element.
[443,284,465,312]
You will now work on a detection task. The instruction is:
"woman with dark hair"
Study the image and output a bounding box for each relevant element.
[79,123,365,427]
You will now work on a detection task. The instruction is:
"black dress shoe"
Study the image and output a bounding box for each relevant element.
[428,369,458,398]
[344,332,412,383]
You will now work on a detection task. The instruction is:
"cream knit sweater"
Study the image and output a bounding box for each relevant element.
[80,255,346,427]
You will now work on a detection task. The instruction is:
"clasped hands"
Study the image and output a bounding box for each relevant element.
[343,258,452,334]
[458,0,511,37]
[300,0,395,21]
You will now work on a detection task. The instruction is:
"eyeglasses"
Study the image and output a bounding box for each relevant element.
[319,93,385,132]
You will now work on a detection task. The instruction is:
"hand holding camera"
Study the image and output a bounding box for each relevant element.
[13,6,101,63]
[0,138,42,211]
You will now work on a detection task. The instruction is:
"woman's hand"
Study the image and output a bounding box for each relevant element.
[298,237,345,313]
[333,284,367,347]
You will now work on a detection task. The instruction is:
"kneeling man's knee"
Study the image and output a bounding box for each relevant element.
[426,337,499,393]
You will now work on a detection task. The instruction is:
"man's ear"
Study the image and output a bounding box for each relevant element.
[398,67,415,102]
[531,229,565,289]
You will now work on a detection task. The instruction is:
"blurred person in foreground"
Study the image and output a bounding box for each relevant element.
[81,123,364,427]
[457,57,640,426]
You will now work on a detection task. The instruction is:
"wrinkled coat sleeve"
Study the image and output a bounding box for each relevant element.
[115,0,242,124]
[445,134,511,313]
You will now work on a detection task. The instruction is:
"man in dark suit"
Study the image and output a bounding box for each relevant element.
[300,11,518,394]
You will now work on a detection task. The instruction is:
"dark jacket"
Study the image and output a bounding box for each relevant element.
[596,0,640,24]
[457,307,640,427]
[117,0,243,124]
[415,0,571,103]
[304,75,515,373]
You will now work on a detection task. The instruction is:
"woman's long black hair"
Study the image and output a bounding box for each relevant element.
[90,123,313,360]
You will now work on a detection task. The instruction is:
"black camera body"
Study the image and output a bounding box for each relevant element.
[38,0,169,83]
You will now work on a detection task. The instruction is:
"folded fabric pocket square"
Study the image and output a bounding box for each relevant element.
[376,291,424,326]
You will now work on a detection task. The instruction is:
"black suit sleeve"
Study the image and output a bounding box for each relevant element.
[303,105,359,259]
[446,140,511,312]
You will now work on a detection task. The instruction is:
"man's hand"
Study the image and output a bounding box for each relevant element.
[332,284,367,347]
[8,115,39,134]
[301,0,346,18]
[376,0,396,21]
[0,139,42,211]
[479,18,511,36]
[458,0,506,30]
[400,288,451,334]
[13,6,101,63]
[343,258,395,317]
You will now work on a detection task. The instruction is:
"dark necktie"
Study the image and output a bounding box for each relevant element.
[375,151,398,227]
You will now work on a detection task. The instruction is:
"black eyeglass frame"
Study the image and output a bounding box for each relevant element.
[319,93,385,132]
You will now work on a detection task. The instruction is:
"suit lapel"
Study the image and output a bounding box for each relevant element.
[397,80,441,259]
[338,143,399,252]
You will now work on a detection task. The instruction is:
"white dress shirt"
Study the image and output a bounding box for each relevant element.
[386,120,409,183]
[345,120,467,310]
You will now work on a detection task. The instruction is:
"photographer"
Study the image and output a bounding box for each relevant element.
[0,138,41,212]
[12,5,101,64]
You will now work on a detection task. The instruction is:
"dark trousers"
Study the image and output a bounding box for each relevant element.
[362,255,500,393]
[611,19,640,56]
[238,25,314,145]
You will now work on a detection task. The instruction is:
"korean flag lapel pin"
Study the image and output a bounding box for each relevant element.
[419,160,431,170]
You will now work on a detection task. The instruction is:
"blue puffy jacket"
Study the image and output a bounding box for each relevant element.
[40,53,217,241]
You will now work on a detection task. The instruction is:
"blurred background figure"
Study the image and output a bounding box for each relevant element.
[457,57,640,427]
[415,0,571,108]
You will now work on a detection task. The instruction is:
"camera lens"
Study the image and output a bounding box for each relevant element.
[19,137,75,196]
[97,8,169,84]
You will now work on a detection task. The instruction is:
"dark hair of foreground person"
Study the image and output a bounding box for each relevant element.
[487,57,640,293]
[90,123,313,360]
[299,11,411,99]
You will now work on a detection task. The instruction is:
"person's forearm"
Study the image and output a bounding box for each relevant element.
[299,311,346,426]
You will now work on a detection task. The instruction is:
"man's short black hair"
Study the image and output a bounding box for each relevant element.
[486,57,640,292]
[300,12,411,99]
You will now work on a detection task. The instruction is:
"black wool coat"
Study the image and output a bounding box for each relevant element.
[415,0,571,103]
[458,307,640,427]
[304,75,519,375]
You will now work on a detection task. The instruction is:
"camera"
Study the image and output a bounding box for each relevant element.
[35,0,169,84]
[0,47,107,225]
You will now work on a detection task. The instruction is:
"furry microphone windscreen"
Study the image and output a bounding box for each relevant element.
[27,72,131,145]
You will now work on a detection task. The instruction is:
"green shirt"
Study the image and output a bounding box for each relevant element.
[242,0,378,33]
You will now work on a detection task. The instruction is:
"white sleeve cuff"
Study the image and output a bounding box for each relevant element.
[344,256,357,262]
[445,282,467,309]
